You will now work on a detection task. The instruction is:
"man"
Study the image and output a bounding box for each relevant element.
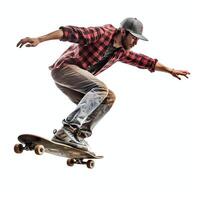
[17,17,190,151]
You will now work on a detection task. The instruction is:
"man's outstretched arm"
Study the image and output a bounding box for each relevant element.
[155,62,190,80]
[119,51,190,79]
[16,30,63,48]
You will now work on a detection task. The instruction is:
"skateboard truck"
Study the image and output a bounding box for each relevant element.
[67,158,95,169]
[14,143,45,155]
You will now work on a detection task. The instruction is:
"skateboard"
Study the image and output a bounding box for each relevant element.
[14,134,103,169]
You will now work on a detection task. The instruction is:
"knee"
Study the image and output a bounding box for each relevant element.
[110,90,116,103]
[91,84,109,97]
[104,90,116,105]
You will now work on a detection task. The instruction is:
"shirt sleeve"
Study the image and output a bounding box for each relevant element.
[119,50,158,72]
[59,25,105,45]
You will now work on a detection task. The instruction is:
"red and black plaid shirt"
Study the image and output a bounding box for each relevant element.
[50,24,157,75]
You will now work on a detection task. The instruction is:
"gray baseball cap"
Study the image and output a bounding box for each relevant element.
[120,17,148,41]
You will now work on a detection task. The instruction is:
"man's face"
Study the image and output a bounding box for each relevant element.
[122,32,139,50]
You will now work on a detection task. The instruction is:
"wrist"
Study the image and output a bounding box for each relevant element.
[168,68,175,74]
[38,36,44,43]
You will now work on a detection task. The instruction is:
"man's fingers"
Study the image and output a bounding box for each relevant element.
[17,41,25,48]
[16,41,21,47]
[17,40,24,47]
[183,70,190,75]
[173,74,181,80]
[171,70,190,80]
[17,37,30,48]
[180,72,190,79]
[19,43,25,48]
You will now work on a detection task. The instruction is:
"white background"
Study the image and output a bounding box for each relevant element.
[1,0,200,199]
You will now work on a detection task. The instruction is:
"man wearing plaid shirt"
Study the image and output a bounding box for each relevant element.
[17,18,190,151]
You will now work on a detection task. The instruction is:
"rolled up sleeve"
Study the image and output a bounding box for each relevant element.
[119,50,158,72]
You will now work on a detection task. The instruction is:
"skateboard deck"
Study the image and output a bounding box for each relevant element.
[14,134,103,168]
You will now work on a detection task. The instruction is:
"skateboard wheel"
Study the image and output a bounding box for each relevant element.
[34,145,45,155]
[86,160,95,169]
[67,159,75,167]
[14,144,23,154]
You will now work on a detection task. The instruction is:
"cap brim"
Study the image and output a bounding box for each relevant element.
[129,31,149,41]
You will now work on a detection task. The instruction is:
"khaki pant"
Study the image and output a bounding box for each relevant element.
[51,64,116,138]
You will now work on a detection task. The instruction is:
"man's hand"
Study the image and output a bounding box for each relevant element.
[155,62,190,80]
[16,37,40,48]
[170,69,190,80]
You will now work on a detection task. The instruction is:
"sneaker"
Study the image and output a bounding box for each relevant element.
[75,130,93,151]
[52,126,89,151]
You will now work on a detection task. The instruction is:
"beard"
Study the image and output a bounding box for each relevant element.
[121,33,128,50]
[121,39,129,50]
[121,34,133,50]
